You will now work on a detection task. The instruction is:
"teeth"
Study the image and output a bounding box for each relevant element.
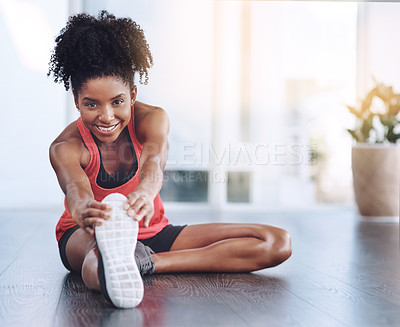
[97,124,117,132]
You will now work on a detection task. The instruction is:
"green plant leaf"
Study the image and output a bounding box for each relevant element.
[379,115,391,126]
[347,129,362,142]
[346,80,400,143]
[386,128,400,143]
[360,115,374,141]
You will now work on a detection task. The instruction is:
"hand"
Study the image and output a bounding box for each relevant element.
[72,199,112,236]
[124,190,155,228]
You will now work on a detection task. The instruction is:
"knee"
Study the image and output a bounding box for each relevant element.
[261,227,292,268]
[277,228,292,262]
[270,228,292,266]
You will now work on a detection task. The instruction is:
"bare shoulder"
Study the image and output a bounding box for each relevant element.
[134,101,168,124]
[134,101,169,143]
[49,121,90,168]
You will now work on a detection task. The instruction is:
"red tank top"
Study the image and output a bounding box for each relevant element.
[55,106,169,242]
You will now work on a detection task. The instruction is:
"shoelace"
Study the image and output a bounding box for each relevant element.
[141,261,153,275]
[135,256,153,275]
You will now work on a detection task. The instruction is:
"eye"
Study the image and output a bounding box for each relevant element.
[113,99,124,105]
[85,102,96,108]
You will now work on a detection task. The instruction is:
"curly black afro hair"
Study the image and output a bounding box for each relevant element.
[48,10,153,95]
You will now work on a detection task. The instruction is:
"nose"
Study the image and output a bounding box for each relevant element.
[99,106,114,123]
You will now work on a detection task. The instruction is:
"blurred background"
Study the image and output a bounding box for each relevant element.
[0,0,399,214]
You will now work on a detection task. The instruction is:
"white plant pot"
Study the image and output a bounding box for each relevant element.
[352,144,400,221]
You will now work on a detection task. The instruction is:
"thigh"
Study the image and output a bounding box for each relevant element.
[65,227,97,273]
[169,223,275,251]
[140,225,187,253]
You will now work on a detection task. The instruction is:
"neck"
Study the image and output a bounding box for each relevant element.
[94,127,129,152]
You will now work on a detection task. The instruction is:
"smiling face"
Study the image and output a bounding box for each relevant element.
[75,76,137,144]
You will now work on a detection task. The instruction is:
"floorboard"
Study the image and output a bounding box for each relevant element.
[0,209,65,327]
[0,206,399,327]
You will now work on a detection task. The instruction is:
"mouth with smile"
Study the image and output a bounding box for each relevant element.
[94,122,120,135]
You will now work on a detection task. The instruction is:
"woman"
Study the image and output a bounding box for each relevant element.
[48,11,292,308]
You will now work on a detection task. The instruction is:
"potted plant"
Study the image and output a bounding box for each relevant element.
[347,81,400,220]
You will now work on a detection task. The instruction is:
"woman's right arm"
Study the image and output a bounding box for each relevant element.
[49,138,111,235]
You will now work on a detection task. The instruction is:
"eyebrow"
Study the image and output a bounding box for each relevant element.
[82,93,126,102]
[82,97,98,102]
[111,93,126,100]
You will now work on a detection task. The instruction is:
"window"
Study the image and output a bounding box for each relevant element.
[82,0,358,209]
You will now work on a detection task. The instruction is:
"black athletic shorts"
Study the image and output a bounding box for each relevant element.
[58,224,187,272]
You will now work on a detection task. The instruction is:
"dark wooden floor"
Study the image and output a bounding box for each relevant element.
[1,206,400,327]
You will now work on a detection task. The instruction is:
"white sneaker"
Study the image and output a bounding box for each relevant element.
[95,193,144,308]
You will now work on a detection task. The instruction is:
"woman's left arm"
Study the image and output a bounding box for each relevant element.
[124,104,170,227]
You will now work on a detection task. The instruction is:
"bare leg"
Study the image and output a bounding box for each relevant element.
[64,223,292,291]
[153,223,292,273]
[65,229,100,291]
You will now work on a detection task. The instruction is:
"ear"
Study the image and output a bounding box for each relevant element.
[130,85,138,106]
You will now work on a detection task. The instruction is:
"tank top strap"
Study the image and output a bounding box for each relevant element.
[127,105,143,154]
[76,117,100,177]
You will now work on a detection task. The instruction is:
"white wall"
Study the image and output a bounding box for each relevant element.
[357,2,400,96]
[1,1,400,209]
[0,0,215,209]
[84,0,214,166]
[0,0,68,208]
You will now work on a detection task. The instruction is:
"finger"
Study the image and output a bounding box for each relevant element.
[129,199,148,220]
[83,217,104,227]
[143,213,153,228]
[137,206,154,227]
[88,200,112,212]
[124,193,139,210]
[125,197,144,218]
[84,225,94,236]
[127,208,136,218]
[131,197,147,213]
[83,208,111,220]
[134,204,151,222]
[82,209,110,220]
[123,200,131,210]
